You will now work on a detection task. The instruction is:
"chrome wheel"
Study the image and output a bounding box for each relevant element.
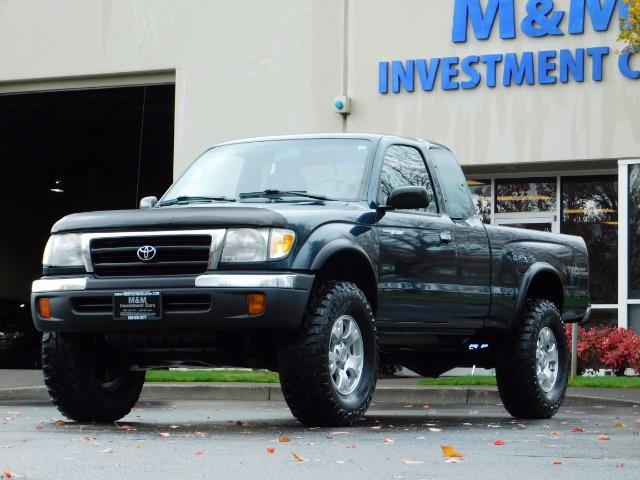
[328,315,364,396]
[536,327,559,392]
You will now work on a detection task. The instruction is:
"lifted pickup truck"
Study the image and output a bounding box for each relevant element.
[31,134,590,426]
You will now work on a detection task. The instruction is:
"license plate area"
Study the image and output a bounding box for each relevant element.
[113,291,161,320]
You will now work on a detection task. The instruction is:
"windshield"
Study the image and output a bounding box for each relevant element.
[161,138,373,204]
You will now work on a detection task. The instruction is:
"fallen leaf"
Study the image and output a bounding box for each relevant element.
[3,470,13,479]
[157,432,170,438]
[494,439,505,446]
[616,463,625,468]
[117,424,135,431]
[54,420,65,426]
[598,434,610,441]
[135,444,142,449]
[279,436,290,443]
[195,432,206,438]
[441,445,464,458]
[35,424,44,431]
[553,460,563,465]
[383,437,394,445]
[613,420,625,428]
[346,444,357,448]
[403,459,424,465]
[266,447,276,454]
[571,427,585,433]
[195,451,204,458]
[292,452,305,462]
[550,431,560,436]
[428,427,442,432]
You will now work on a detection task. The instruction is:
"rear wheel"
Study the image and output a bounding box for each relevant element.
[496,299,568,419]
[42,332,145,422]
[278,281,378,427]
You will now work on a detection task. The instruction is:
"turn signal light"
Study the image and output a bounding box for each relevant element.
[38,298,51,319]
[247,293,266,316]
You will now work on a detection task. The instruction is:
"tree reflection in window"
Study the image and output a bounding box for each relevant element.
[379,146,437,213]
[561,176,618,305]
[630,166,640,298]
[496,178,556,213]
[467,179,491,223]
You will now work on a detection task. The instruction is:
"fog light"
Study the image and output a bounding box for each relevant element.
[247,293,266,316]
[38,298,51,319]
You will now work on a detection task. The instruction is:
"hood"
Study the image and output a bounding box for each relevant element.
[50,202,373,234]
[51,205,288,233]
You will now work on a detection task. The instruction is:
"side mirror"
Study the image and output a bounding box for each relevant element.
[386,186,430,210]
[139,196,158,209]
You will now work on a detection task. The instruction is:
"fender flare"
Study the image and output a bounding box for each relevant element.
[306,239,377,276]
[512,262,564,328]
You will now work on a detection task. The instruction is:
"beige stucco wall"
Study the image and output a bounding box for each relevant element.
[0,0,637,174]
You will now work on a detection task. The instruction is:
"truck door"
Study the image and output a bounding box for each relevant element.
[376,144,459,328]
[427,148,491,328]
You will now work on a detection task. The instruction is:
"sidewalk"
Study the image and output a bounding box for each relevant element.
[1,370,638,407]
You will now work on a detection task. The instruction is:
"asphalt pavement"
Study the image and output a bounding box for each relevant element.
[0,398,638,480]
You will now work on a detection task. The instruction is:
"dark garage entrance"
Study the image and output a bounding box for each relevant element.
[0,84,175,365]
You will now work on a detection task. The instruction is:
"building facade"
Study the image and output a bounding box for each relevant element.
[0,0,638,329]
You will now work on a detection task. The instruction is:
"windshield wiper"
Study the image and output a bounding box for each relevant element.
[157,195,236,207]
[238,190,333,201]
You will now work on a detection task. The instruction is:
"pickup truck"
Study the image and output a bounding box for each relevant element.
[31,134,590,427]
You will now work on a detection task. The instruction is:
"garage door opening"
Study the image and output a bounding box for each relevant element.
[0,84,175,364]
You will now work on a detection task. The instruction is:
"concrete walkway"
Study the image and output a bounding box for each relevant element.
[1,370,638,406]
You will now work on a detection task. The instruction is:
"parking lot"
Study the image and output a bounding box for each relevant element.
[0,398,638,480]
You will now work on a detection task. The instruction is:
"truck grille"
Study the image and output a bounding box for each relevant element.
[90,235,212,276]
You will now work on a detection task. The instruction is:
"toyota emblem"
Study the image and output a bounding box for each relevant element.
[137,245,157,262]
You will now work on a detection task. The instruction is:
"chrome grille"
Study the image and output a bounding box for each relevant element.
[90,234,212,276]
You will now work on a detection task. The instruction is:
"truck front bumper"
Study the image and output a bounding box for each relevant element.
[31,272,314,333]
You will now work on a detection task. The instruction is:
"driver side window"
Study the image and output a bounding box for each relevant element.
[379,145,438,213]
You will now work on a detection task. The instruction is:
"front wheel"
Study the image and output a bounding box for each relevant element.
[496,299,568,419]
[278,281,378,427]
[42,332,145,422]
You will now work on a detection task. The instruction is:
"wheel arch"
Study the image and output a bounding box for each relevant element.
[308,240,378,315]
[513,263,564,329]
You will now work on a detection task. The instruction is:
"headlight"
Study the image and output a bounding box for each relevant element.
[42,234,84,267]
[220,228,296,263]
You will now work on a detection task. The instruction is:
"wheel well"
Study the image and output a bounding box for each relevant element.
[314,251,378,314]
[525,270,564,313]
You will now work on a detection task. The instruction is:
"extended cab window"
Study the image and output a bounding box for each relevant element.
[379,145,438,214]
[428,148,475,219]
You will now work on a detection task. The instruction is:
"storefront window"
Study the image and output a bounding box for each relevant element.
[495,178,556,213]
[561,176,618,305]
[630,165,640,299]
[467,179,491,223]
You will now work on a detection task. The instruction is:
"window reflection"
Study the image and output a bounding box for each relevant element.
[467,179,491,223]
[630,165,640,299]
[379,145,438,214]
[495,178,556,213]
[582,308,618,329]
[562,176,618,305]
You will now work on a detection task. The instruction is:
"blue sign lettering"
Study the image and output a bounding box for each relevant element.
[379,0,636,94]
[619,52,640,79]
[452,0,516,42]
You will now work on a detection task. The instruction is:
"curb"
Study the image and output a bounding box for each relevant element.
[0,383,637,408]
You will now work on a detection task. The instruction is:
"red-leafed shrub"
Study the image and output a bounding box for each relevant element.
[565,325,640,376]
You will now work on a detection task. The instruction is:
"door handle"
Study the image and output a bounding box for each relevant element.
[440,232,453,244]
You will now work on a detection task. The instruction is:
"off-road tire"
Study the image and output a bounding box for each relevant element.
[278,281,378,427]
[496,299,568,419]
[42,332,145,422]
